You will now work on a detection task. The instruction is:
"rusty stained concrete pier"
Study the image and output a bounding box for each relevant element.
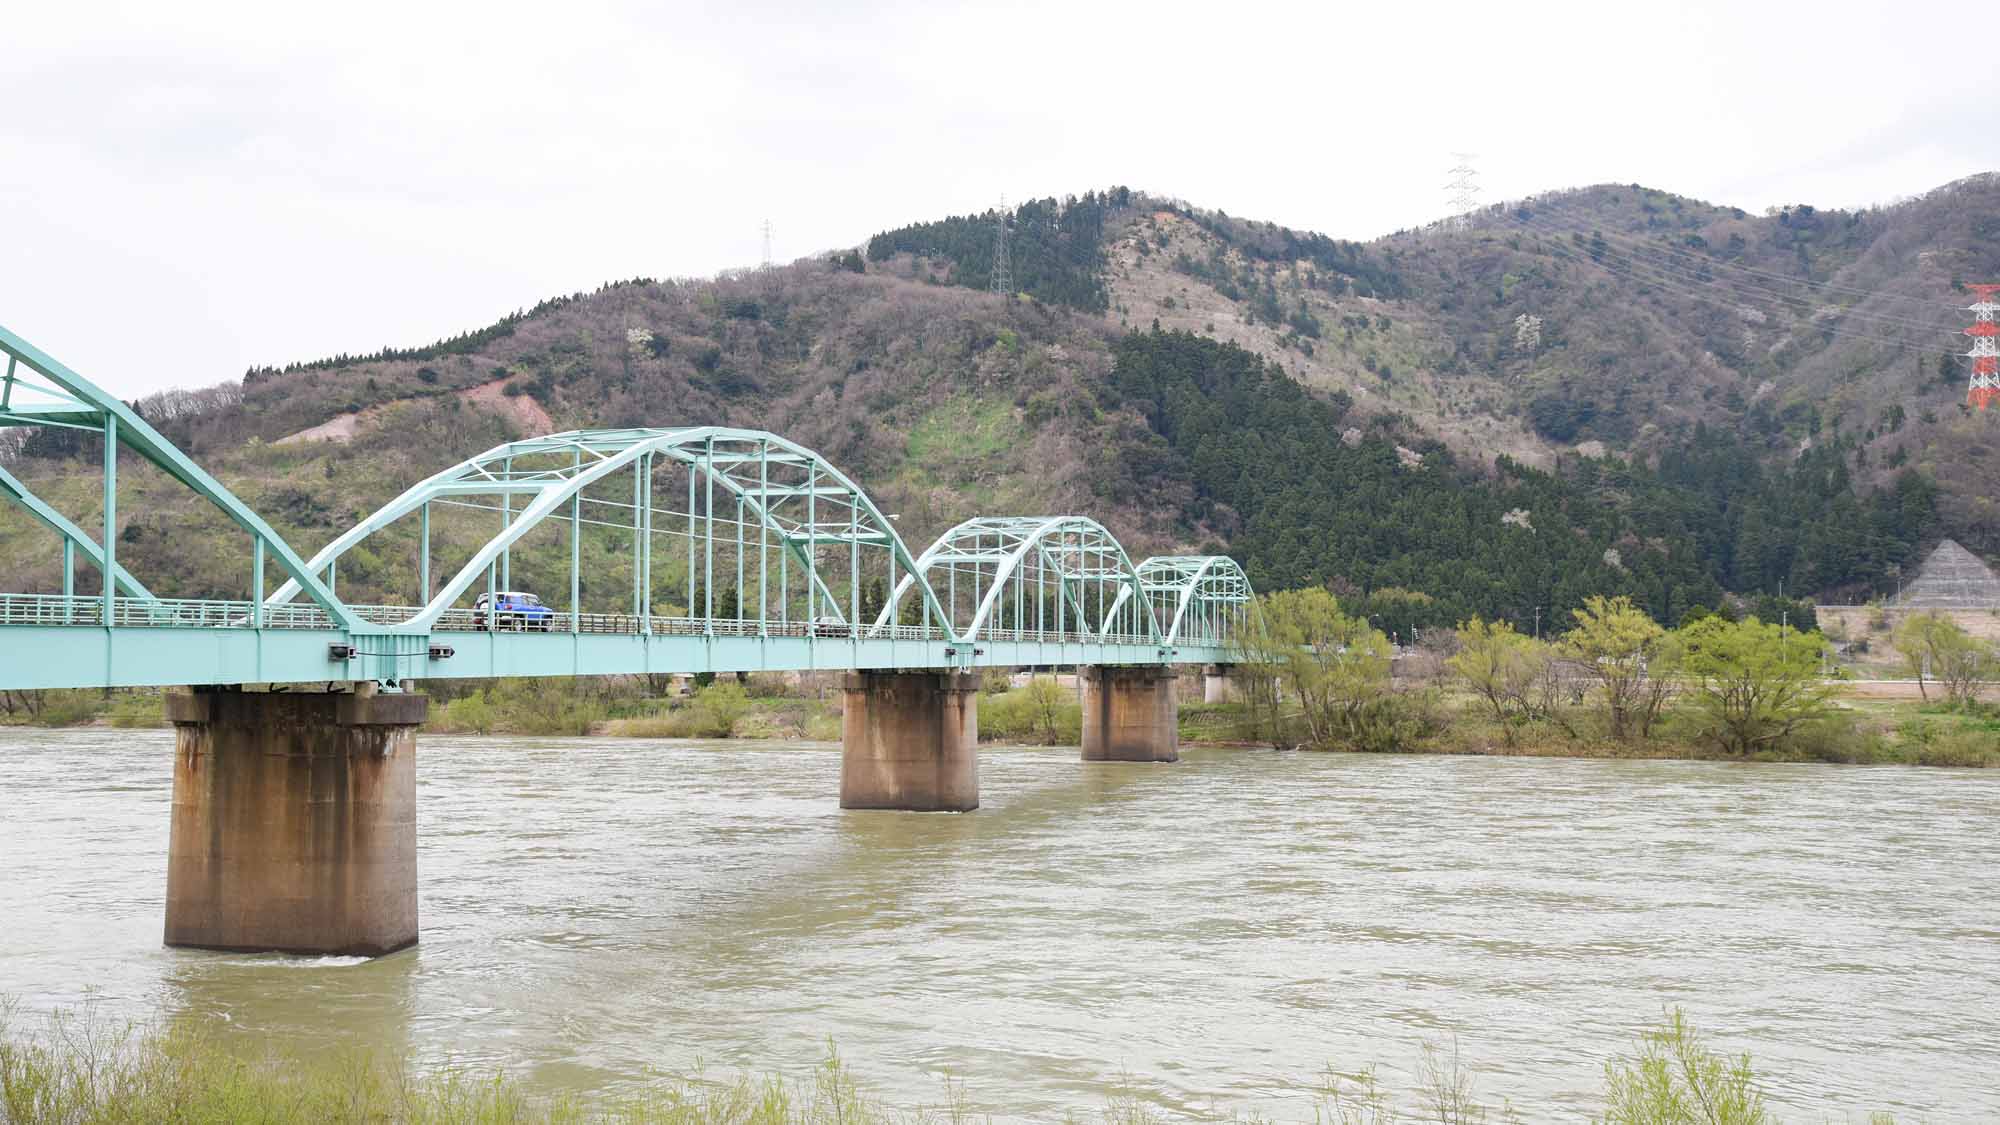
[839,671,981,811]
[164,684,427,956]
[1080,665,1180,763]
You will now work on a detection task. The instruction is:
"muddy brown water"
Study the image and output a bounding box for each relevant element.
[3,728,1996,1120]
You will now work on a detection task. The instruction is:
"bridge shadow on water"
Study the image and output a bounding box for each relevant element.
[685,745,1171,943]
[141,741,1215,1104]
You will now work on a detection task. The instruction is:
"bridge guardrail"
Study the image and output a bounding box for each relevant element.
[0,595,1171,650]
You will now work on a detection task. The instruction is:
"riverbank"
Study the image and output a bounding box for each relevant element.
[1404,697,2000,768]
[0,1004,1900,1123]
[5,679,1995,767]
[1183,688,1998,768]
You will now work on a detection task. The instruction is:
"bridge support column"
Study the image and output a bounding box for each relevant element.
[1081,665,1179,763]
[1203,664,1233,704]
[164,684,427,956]
[840,671,979,811]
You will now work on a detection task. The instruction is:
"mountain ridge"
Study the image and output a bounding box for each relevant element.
[0,175,1987,627]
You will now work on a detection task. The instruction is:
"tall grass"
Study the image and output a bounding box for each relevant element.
[0,1004,1908,1124]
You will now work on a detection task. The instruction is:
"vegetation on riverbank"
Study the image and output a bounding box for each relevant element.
[1,1002,1912,1123]
[5,664,1992,768]
[0,673,1087,748]
[1226,587,1999,766]
[1183,697,2000,768]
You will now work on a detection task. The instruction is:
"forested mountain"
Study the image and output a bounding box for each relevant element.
[1,174,1992,626]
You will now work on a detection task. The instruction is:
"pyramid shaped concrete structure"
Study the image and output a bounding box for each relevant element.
[1892,539,2000,608]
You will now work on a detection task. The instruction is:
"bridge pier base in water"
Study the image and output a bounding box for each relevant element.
[164,684,427,956]
[839,671,979,811]
[1081,665,1179,763]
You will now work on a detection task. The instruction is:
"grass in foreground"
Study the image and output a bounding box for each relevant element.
[0,1003,1918,1124]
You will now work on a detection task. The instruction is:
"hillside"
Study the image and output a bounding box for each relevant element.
[868,176,2000,554]
[1,176,1989,628]
[1,267,1202,607]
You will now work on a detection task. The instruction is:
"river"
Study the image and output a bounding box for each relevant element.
[2,728,1995,1120]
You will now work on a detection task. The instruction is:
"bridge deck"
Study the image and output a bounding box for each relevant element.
[0,595,1227,690]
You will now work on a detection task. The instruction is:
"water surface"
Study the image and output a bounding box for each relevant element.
[3,728,1995,1120]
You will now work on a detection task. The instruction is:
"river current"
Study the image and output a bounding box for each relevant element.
[2,728,1995,1120]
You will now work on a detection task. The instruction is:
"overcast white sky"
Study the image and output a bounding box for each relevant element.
[5,0,1989,398]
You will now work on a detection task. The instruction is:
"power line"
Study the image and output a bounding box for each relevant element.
[1521,194,1951,312]
[1504,211,1961,354]
[760,219,773,268]
[1506,206,1958,334]
[1530,239,1952,359]
[1513,228,1952,360]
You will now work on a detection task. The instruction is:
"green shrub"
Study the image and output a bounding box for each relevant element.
[1597,1008,1772,1125]
[687,682,751,738]
[980,680,1080,745]
[1893,711,2000,767]
[1773,711,1881,763]
[603,711,698,738]
[489,679,605,736]
[105,692,164,728]
[1906,726,2000,768]
[13,690,106,727]
[804,710,842,741]
[1341,691,1443,754]
[433,692,496,734]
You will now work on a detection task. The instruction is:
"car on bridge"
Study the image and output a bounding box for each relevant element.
[472,591,556,631]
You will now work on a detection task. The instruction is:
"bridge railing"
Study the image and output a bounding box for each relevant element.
[0,594,1176,651]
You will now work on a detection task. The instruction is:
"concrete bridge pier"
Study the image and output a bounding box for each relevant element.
[1202,664,1234,704]
[840,671,979,811]
[1081,665,1179,763]
[164,683,427,956]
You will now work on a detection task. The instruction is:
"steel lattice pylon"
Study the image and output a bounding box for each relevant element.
[1965,284,2000,411]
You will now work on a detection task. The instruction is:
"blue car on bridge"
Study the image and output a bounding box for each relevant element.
[472,591,556,631]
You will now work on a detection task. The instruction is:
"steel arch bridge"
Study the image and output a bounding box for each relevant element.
[0,325,1253,691]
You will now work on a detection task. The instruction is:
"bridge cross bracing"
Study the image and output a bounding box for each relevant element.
[0,324,1254,691]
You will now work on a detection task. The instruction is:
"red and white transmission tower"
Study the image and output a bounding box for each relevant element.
[1965,284,2000,411]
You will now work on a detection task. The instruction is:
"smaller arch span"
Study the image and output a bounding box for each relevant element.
[871,516,1161,644]
[1118,555,1254,648]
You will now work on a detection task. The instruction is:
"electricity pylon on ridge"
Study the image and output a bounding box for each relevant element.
[990,196,1012,296]
[1966,284,2000,411]
[1445,153,1480,230]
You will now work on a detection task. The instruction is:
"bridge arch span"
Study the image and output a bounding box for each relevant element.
[265,427,956,635]
[872,516,1161,645]
[1124,555,1254,648]
[0,324,355,627]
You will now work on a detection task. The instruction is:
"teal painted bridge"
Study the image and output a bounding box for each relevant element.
[0,325,1253,691]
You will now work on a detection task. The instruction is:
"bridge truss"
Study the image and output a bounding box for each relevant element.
[0,325,1253,690]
